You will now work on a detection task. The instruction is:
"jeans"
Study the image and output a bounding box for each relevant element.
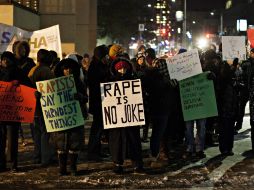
[33,116,53,164]
[185,119,206,152]
[150,114,172,157]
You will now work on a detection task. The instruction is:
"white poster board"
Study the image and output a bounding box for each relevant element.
[0,23,62,61]
[222,36,246,61]
[166,49,202,81]
[101,79,145,129]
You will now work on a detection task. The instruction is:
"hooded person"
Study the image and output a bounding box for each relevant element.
[0,51,31,172]
[107,57,144,174]
[13,41,36,76]
[51,58,87,176]
[87,45,110,161]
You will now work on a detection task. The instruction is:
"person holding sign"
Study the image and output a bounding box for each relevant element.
[144,48,179,163]
[0,51,32,172]
[107,57,144,174]
[51,58,87,176]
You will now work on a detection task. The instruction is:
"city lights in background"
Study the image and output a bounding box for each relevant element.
[197,37,208,49]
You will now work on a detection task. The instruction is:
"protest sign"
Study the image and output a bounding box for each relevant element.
[247,29,254,49]
[101,79,145,129]
[222,36,246,61]
[0,23,62,61]
[0,81,36,123]
[166,49,202,81]
[179,72,218,121]
[36,75,84,132]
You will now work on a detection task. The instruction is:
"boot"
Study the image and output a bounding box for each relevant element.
[69,153,78,176]
[58,153,67,176]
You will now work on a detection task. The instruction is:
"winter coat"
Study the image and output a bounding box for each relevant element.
[17,57,36,76]
[216,61,238,119]
[51,58,86,152]
[87,57,110,115]
[142,66,177,116]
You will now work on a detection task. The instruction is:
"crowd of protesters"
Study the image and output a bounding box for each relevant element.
[0,40,254,176]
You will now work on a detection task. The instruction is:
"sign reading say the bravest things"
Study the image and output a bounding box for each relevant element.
[101,79,145,129]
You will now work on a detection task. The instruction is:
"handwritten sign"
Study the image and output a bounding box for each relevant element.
[36,75,84,133]
[166,49,202,81]
[0,81,36,123]
[179,72,218,121]
[222,36,246,61]
[101,79,145,129]
[0,23,62,61]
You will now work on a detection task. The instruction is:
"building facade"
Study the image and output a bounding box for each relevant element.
[0,0,97,55]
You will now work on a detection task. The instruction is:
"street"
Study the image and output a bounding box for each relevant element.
[0,113,254,190]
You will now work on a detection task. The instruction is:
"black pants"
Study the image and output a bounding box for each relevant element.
[219,117,235,153]
[235,91,249,130]
[0,123,20,169]
[108,127,143,167]
[87,112,104,157]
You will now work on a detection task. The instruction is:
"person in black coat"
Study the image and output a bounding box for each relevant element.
[108,57,144,174]
[52,58,87,176]
[87,45,110,161]
[0,51,32,172]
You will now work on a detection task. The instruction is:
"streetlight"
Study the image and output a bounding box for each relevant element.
[182,0,187,48]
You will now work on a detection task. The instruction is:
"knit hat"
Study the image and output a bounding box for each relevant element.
[145,48,156,59]
[114,60,130,71]
[136,51,145,61]
[109,44,124,59]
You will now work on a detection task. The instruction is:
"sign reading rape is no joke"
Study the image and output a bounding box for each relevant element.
[101,79,145,129]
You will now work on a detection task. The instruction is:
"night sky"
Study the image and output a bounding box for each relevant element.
[187,0,227,11]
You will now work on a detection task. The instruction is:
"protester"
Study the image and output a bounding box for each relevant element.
[133,52,150,143]
[0,51,31,172]
[28,49,55,166]
[52,58,87,176]
[87,45,110,161]
[241,48,254,152]
[108,57,144,174]
[217,58,238,156]
[143,48,178,163]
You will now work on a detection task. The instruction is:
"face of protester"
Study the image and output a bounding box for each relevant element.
[16,45,27,59]
[137,57,144,66]
[250,51,254,59]
[117,68,127,76]
[63,68,71,76]
[82,58,90,71]
[0,58,8,68]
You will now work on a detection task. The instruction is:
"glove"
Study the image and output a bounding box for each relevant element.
[207,72,216,80]
[34,91,42,99]
[169,79,178,88]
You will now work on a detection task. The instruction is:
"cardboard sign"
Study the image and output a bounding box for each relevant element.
[222,36,246,61]
[36,75,84,132]
[101,79,145,129]
[166,49,202,81]
[0,81,36,123]
[0,23,62,61]
[247,29,254,49]
[179,72,218,121]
